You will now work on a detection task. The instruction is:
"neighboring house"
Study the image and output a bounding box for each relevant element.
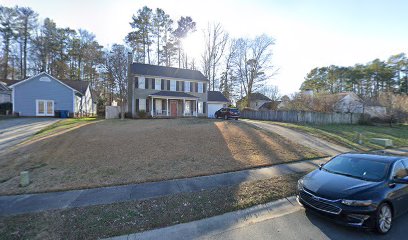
[259,100,281,110]
[128,62,208,118]
[0,81,11,103]
[6,72,95,117]
[237,92,272,110]
[207,91,230,118]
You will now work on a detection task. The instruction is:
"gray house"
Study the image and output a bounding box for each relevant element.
[0,81,11,103]
[128,62,208,118]
[8,72,95,117]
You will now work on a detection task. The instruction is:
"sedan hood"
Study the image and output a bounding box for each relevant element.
[302,169,382,199]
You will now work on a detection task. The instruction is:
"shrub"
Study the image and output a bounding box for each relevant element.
[137,110,148,119]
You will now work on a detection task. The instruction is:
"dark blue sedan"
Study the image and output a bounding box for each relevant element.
[297,153,408,234]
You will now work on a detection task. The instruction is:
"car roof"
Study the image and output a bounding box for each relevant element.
[339,153,407,163]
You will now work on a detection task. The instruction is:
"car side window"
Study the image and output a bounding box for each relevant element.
[392,161,408,179]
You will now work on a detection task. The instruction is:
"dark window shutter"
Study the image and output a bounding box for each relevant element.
[195,83,198,92]
[167,80,170,90]
[135,77,138,88]
[203,83,206,93]
[153,99,156,112]
[176,81,180,91]
[190,82,193,92]
[182,81,185,92]
[145,78,149,89]
[203,102,206,113]
[146,99,149,112]
[152,79,155,89]
[135,99,139,112]
[161,79,164,90]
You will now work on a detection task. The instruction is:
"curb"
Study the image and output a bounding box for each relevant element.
[106,196,301,240]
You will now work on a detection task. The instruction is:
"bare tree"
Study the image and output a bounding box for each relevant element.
[259,85,281,101]
[104,44,128,120]
[232,34,275,107]
[201,23,229,91]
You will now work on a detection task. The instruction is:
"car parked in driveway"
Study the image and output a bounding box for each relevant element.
[214,107,240,120]
[297,153,408,234]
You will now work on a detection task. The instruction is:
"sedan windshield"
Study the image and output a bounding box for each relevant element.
[322,156,389,181]
[229,109,239,113]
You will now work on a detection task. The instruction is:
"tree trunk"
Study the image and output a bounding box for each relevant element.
[23,20,28,78]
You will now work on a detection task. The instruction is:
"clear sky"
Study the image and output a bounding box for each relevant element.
[2,0,408,95]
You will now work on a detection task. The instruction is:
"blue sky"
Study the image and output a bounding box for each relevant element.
[2,0,407,95]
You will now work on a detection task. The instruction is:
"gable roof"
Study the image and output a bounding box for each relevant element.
[208,91,229,102]
[249,92,271,101]
[131,63,208,81]
[0,81,11,92]
[149,91,199,98]
[5,72,90,95]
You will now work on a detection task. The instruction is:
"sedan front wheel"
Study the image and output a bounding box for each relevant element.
[376,203,392,234]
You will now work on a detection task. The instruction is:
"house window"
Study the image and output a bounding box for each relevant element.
[170,80,176,91]
[198,82,203,93]
[139,99,146,111]
[155,79,161,90]
[184,81,190,92]
[198,102,203,113]
[138,77,145,89]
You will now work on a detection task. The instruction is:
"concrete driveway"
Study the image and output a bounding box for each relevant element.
[0,118,59,155]
[242,119,350,156]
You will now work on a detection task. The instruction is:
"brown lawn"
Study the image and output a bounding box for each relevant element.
[0,118,324,195]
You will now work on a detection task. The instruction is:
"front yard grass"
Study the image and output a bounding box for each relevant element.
[0,118,323,195]
[0,172,305,240]
[271,122,408,151]
[32,117,98,139]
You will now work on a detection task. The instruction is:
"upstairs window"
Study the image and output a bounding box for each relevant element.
[155,79,161,90]
[138,77,145,89]
[170,80,176,91]
[198,82,203,93]
[184,81,190,92]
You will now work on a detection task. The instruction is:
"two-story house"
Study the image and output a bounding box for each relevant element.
[128,62,208,118]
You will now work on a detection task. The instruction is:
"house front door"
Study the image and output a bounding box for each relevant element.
[170,100,178,117]
[36,100,54,116]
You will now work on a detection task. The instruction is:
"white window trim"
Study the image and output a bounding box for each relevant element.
[36,99,54,116]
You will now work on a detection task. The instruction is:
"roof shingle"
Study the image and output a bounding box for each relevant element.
[208,91,229,102]
[131,63,208,81]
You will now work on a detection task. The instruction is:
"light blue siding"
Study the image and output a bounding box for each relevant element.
[13,73,74,116]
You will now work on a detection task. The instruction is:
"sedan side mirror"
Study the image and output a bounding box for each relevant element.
[393,176,408,184]
[318,163,324,170]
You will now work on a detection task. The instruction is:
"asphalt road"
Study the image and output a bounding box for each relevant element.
[0,118,59,155]
[207,209,407,240]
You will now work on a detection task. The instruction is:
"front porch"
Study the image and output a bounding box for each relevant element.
[148,92,199,117]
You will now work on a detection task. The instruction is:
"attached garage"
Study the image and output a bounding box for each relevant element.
[207,91,229,118]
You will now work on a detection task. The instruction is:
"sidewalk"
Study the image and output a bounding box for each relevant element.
[0,158,327,216]
[1,147,406,217]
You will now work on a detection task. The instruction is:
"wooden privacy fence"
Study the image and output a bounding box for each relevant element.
[241,110,362,124]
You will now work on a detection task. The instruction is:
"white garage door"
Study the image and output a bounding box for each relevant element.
[208,103,225,118]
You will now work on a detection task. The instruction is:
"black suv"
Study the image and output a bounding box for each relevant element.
[214,108,240,120]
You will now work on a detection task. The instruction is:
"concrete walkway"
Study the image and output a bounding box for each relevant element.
[0,118,59,155]
[242,119,351,156]
[0,158,327,216]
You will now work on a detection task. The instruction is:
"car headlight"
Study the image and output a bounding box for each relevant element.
[341,199,372,206]
[297,179,304,191]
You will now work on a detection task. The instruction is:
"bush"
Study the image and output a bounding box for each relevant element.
[137,110,148,119]
[0,102,12,115]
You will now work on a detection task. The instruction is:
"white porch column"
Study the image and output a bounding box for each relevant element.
[166,98,169,116]
[151,97,154,116]
[183,98,186,116]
